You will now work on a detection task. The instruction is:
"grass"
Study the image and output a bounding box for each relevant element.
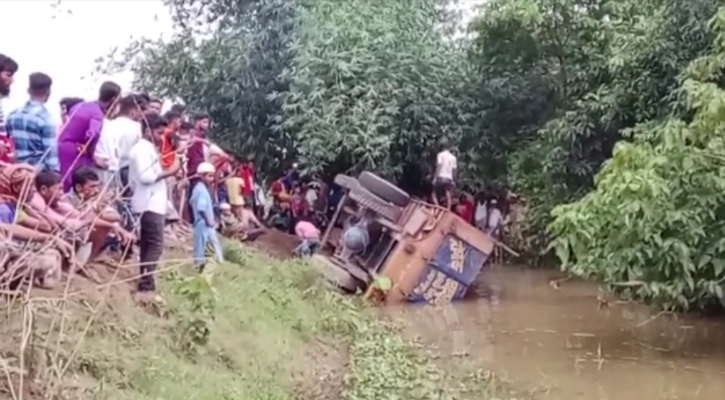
[0,240,528,400]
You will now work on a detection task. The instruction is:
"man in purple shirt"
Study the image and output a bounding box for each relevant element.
[58,81,121,192]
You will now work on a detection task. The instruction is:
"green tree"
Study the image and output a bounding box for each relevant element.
[101,0,482,189]
[99,0,299,176]
[469,0,720,261]
[549,6,725,310]
[273,0,477,190]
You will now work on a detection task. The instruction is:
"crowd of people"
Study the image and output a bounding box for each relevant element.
[0,52,282,304]
[454,190,513,238]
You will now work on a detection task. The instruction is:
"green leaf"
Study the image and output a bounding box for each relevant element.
[372,276,393,291]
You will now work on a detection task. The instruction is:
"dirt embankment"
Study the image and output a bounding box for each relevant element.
[0,228,322,399]
[0,241,350,400]
[247,229,300,259]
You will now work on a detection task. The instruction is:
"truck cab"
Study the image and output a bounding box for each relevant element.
[315,171,495,304]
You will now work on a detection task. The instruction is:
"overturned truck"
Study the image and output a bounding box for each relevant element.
[314,171,495,304]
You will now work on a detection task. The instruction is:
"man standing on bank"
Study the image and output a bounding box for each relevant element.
[6,72,58,171]
[190,162,224,271]
[58,81,121,192]
[128,113,181,304]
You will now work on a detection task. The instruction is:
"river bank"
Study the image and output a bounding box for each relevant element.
[0,242,524,400]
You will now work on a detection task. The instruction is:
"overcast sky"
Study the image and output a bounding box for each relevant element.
[1,0,172,123]
[1,0,481,124]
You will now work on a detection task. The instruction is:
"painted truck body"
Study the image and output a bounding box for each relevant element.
[317,172,495,304]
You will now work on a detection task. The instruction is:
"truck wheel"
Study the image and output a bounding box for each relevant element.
[334,174,358,190]
[358,171,411,207]
[349,185,402,222]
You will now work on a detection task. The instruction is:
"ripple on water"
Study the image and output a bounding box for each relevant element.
[385,266,725,400]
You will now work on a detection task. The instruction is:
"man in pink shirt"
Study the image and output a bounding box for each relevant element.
[294,216,320,256]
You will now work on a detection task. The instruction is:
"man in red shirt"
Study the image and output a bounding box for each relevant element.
[456,193,475,224]
[186,113,210,178]
[184,113,210,222]
[237,160,255,208]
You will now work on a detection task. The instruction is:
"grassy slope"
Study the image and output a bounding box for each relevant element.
[0,242,525,400]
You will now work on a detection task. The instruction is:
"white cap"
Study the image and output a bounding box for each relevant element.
[197,162,215,174]
[219,202,231,211]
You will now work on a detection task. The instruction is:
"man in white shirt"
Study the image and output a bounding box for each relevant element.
[128,113,180,303]
[305,182,319,212]
[95,95,143,257]
[117,98,144,170]
[111,95,145,199]
[486,198,503,237]
[474,193,488,231]
[432,137,457,209]
[94,95,142,191]
[254,182,266,217]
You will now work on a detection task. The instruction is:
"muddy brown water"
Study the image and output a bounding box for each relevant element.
[385,266,725,400]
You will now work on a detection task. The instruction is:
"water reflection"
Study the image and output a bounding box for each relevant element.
[386,266,725,399]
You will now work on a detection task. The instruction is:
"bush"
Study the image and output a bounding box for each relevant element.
[548,7,725,311]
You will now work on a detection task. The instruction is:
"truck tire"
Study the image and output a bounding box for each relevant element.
[349,185,402,222]
[334,174,358,190]
[358,171,411,207]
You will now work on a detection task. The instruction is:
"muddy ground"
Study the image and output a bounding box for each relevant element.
[247,229,300,259]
